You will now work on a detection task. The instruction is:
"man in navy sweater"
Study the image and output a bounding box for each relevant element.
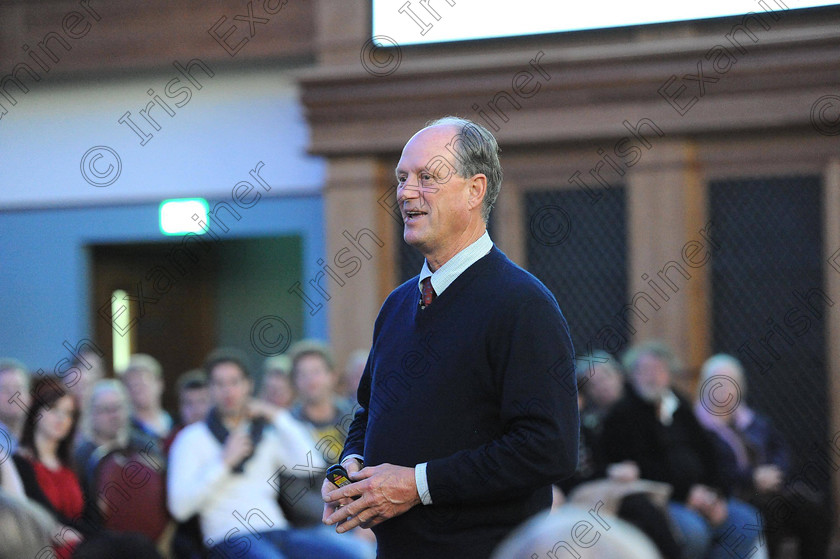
[322,116,579,558]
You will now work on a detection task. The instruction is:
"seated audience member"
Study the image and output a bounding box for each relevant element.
[68,347,106,402]
[559,352,621,492]
[72,378,165,537]
[0,358,30,455]
[74,379,134,483]
[579,351,625,430]
[165,369,211,449]
[286,341,375,555]
[260,355,296,409]
[67,348,106,444]
[491,506,663,559]
[121,354,173,447]
[695,354,832,559]
[0,489,58,559]
[562,351,683,559]
[13,378,90,556]
[1,452,26,498]
[289,340,357,463]
[339,349,368,404]
[167,349,368,559]
[166,369,211,559]
[176,369,211,426]
[600,341,765,559]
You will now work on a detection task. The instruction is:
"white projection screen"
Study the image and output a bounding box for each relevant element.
[372,0,839,46]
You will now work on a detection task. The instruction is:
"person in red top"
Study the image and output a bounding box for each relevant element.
[13,376,87,558]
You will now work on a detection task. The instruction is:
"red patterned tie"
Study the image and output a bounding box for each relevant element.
[421,277,436,307]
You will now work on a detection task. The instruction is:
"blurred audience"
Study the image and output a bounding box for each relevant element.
[72,377,162,536]
[15,336,832,559]
[0,489,58,559]
[561,351,683,559]
[72,531,164,559]
[167,348,368,559]
[491,506,663,559]
[286,341,376,554]
[67,349,107,434]
[695,354,832,559]
[74,380,134,480]
[339,349,368,404]
[13,378,88,557]
[0,358,30,455]
[260,355,296,409]
[121,354,172,452]
[1,452,25,498]
[175,369,211,427]
[166,368,211,559]
[600,341,765,559]
[558,352,615,492]
[289,340,356,465]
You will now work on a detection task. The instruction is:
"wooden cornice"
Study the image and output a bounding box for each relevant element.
[299,14,840,156]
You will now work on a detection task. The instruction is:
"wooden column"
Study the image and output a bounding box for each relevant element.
[493,178,526,267]
[626,139,709,390]
[323,156,395,370]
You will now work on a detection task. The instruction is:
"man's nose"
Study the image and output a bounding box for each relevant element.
[398,180,421,202]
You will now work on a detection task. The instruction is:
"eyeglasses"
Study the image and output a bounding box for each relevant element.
[93,404,125,414]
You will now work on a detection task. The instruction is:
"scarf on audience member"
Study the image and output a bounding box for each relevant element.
[205,407,266,473]
[694,402,755,471]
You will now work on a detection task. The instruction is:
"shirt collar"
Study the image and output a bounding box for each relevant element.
[418,231,493,296]
[658,389,680,426]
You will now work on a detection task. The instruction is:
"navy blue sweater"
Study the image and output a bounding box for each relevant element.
[342,246,579,558]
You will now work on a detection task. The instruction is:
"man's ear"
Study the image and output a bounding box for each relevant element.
[467,174,487,212]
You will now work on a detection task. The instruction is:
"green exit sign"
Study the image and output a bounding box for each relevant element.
[159,198,209,235]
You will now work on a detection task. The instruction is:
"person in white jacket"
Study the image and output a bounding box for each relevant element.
[168,350,368,559]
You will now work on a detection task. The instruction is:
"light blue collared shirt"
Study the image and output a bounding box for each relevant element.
[418,231,494,299]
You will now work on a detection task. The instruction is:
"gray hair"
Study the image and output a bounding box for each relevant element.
[424,116,502,222]
[700,353,747,397]
[622,340,682,377]
[83,379,131,447]
[0,492,58,559]
[0,359,29,391]
[120,353,163,379]
[491,506,662,559]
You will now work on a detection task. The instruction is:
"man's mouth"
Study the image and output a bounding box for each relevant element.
[403,209,428,222]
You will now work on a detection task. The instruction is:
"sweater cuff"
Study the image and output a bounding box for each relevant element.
[415,462,432,505]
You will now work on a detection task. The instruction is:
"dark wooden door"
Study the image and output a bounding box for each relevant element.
[90,242,217,414]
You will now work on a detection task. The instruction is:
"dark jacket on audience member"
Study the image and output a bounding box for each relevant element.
[600,386,724,501]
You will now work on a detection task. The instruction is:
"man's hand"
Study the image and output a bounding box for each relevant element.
[322,459,362,523]
[222,427,253,469]
[323,463,421,533]
[246,399,280,422]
